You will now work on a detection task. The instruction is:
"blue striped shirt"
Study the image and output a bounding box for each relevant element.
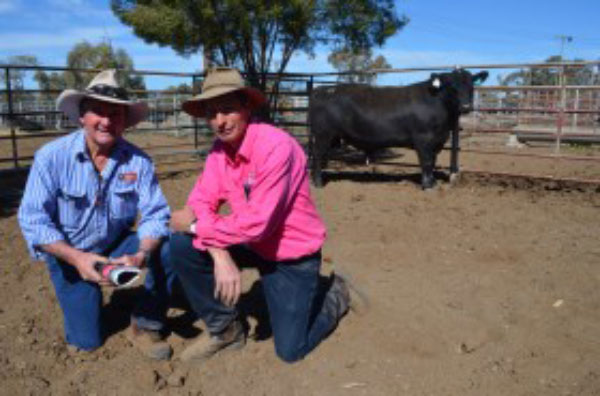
[18,130,170,260]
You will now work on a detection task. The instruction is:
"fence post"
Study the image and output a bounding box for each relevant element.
[192,74,199,150]
[572,88,579,131]
[154,97,159,130]
[5,67,19,168]
[556,65,566,153]
[449,98,461,175]
[474,89,480,133]
[173,92,179,137]
[306,76,314,164]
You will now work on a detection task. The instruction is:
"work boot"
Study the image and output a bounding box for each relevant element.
[328,274,351,318]
[126,323,173,360]
[330,270,370,315]
[180,319,245,363]
[66,344,95,356]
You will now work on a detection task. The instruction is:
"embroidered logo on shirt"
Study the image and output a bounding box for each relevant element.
[119,172,138,183]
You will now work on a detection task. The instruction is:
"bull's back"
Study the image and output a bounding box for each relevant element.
[309,84,448,150]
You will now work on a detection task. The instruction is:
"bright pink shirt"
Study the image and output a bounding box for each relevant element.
[187,122,327,261]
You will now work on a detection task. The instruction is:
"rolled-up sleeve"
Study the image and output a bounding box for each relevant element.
[17,153,65,260]
[186,153,223,250]
[136,160,170,240]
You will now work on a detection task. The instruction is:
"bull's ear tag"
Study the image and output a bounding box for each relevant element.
[431,78,441,88]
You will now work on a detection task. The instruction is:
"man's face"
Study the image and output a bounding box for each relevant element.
[79,100,127,151]
[204,93,250,150]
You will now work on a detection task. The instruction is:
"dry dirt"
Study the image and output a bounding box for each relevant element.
[1,132,600,396]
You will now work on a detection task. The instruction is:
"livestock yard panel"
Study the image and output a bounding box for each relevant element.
[1,62,599,186]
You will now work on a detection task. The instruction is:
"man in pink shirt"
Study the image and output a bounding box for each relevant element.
[170,67,351,363]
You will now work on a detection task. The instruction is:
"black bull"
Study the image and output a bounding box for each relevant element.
[308,69,489,189]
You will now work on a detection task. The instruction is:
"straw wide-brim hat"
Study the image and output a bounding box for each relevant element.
[56,69,148,129]
[182,67,267,117]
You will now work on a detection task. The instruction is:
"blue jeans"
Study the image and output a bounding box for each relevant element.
[169,233,343,362]
[45,232,177,351]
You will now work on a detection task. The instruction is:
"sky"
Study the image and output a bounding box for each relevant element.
[0,0,599,88]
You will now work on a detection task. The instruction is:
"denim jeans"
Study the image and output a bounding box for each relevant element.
[45,232,177,351]
[169,232,343,362]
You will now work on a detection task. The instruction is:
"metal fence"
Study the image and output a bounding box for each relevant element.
[1,62,599,183]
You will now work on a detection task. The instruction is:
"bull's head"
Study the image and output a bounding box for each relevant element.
[429,69,488,114]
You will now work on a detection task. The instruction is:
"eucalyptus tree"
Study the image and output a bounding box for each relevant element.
[34,41,145,99]
[111,0,407,93]
[328,48,390,84]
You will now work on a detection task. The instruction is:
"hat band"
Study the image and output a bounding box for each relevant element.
[204,83,247,93]
[86,84,129,100]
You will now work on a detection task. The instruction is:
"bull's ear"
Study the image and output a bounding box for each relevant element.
[473,71,489,85]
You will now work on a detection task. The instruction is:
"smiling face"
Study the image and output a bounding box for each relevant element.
[79,98,127,153]
[203,92,251,150]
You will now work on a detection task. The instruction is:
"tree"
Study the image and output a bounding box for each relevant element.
[164,83,193,94]
[111,0,407,95]
[328,48,391,84]
[33,71,68,100]
[0,55,39,99]
[34,41,146,99]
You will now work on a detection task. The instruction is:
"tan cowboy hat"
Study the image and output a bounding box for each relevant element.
[182,67,267,117]
[56,69,148,129]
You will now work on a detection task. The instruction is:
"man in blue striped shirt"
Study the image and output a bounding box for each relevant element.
[18,70,175,360]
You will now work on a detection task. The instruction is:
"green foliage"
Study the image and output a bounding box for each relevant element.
[328,48,390,83]
[0,55,39,89]
[34,41,146,99]
[164,83,193,94]
[0,55,39,102]
[111,0,407,93]
[499,56,600,86]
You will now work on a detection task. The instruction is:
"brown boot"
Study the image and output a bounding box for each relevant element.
[126,323,172,360]
[180,320,245,363]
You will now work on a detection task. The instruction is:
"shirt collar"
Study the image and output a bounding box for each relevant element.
[73,130,88,162]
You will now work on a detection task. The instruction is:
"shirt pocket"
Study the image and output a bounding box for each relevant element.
[57,186,88,229]
[110,184,138,221]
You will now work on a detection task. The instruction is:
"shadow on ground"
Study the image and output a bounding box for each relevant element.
[103,271,333,344]
[0,168,29,218]
[322,170,449,187]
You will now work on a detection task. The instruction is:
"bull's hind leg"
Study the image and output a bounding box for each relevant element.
[311,154,325,188]
[310,131,338,188]
[310,139,330,188]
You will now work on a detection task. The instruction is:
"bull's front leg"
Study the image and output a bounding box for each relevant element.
[416,148,436,190]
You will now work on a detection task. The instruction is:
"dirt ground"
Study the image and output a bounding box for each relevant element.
[1,132,600,396]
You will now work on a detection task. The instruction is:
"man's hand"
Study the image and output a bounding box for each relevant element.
[72,251,111,286]
[209,248,241,307]
[171,206,196,233]
[41,242,110,286]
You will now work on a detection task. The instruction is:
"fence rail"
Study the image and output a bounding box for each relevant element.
[1,62,599,184]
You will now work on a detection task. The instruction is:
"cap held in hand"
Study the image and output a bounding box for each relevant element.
[94,262,142,288]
